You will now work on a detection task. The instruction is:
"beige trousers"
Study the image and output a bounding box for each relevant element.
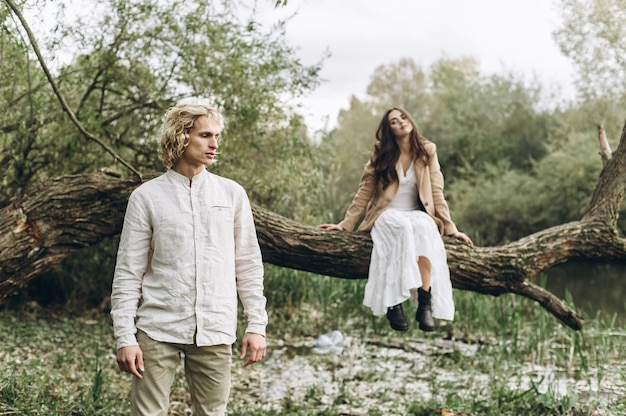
[131,330,232,416]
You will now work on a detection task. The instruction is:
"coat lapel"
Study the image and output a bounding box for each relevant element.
[414,158,426,191]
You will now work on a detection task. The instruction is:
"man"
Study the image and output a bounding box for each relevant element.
[111,99,267,415]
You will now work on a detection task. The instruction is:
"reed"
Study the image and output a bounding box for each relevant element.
[1,267,624,415]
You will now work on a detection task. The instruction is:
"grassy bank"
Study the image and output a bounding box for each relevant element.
[1,266,625,415]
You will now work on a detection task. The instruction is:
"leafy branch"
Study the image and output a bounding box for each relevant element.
[3,0,142,179]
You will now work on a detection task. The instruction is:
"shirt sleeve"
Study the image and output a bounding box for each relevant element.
[233,188,268,336]
[428,144,459,235]
[110,192,152,349]
[338,161,376,231]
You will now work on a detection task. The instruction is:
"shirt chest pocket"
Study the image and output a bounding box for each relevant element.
[204,205,235,241]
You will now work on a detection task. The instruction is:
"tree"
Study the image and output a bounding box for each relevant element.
[0,1,56,203]
[323,57,571,244]
[327,58,556,183]
[2,119,626,330]
[554,0,626,101]
[0,0,325,219]
[319,96,379,221]
[1,0,330,307]
[3,0,626,333]
[450,127,611,245]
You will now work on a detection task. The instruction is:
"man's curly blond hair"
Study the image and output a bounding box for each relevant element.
[158,99,224,168]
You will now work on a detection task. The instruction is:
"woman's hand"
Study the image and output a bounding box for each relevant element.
[452,231,473,246]
[319,223,344,231]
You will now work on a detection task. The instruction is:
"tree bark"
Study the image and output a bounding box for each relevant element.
[2,123,626,330]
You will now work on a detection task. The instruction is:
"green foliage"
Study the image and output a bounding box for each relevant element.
[260,265,367,336]
[0,0,324,215]
[5,236,120,312]
[0,3,54,202]
[218,116,328,221]
[318,97,379,220]
[323,0,626,240]
[448,130,602,245]
[554,0,626,101]
[2,0,626,412]
[426,58,557,176]
[323,45,626,243]
[366,57,431,114]
[322,56,569,235]
[1,0,326,307]
[0,313,129,415]
[357,56,556,178]
[3,277,626,415]
[552,0,626,234]
[2,0,626,354]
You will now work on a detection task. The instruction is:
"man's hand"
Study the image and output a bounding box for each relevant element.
[239,332,266,367]
[116,345,144,379]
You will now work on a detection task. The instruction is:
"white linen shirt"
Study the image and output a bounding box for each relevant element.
[110,168,267,350]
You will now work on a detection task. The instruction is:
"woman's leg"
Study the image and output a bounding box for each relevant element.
[416,256,434,331]
[366,210,418,331]
[418,256,431,290]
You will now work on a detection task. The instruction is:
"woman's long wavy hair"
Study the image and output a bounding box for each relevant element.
[158,101,224,168]
[371,107,429,189]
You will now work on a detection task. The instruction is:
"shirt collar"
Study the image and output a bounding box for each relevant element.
[166,168,208,187]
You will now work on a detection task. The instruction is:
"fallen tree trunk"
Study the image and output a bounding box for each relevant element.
[2,123,626,330]
[253,207,626,331]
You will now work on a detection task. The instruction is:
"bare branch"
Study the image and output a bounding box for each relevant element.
[597,124,613,162]
[584,120,626,225]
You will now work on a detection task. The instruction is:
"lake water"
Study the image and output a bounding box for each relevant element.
[545,261,626,324]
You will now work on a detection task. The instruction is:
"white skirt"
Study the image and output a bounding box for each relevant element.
[363,209,455,320]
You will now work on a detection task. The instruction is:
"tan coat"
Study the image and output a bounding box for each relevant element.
[338,141,459,236]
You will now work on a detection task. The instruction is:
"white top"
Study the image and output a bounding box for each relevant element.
[388,162,420,211]
[110,169,267,349]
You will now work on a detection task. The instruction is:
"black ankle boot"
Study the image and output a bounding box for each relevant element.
[416,287,435,332]
[386,304,409,332]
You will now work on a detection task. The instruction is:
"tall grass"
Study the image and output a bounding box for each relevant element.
[1,266,625,415]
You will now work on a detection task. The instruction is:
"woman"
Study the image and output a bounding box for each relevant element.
[320,107,472,332]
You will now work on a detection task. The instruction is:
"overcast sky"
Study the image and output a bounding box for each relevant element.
[247,0,576,132]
